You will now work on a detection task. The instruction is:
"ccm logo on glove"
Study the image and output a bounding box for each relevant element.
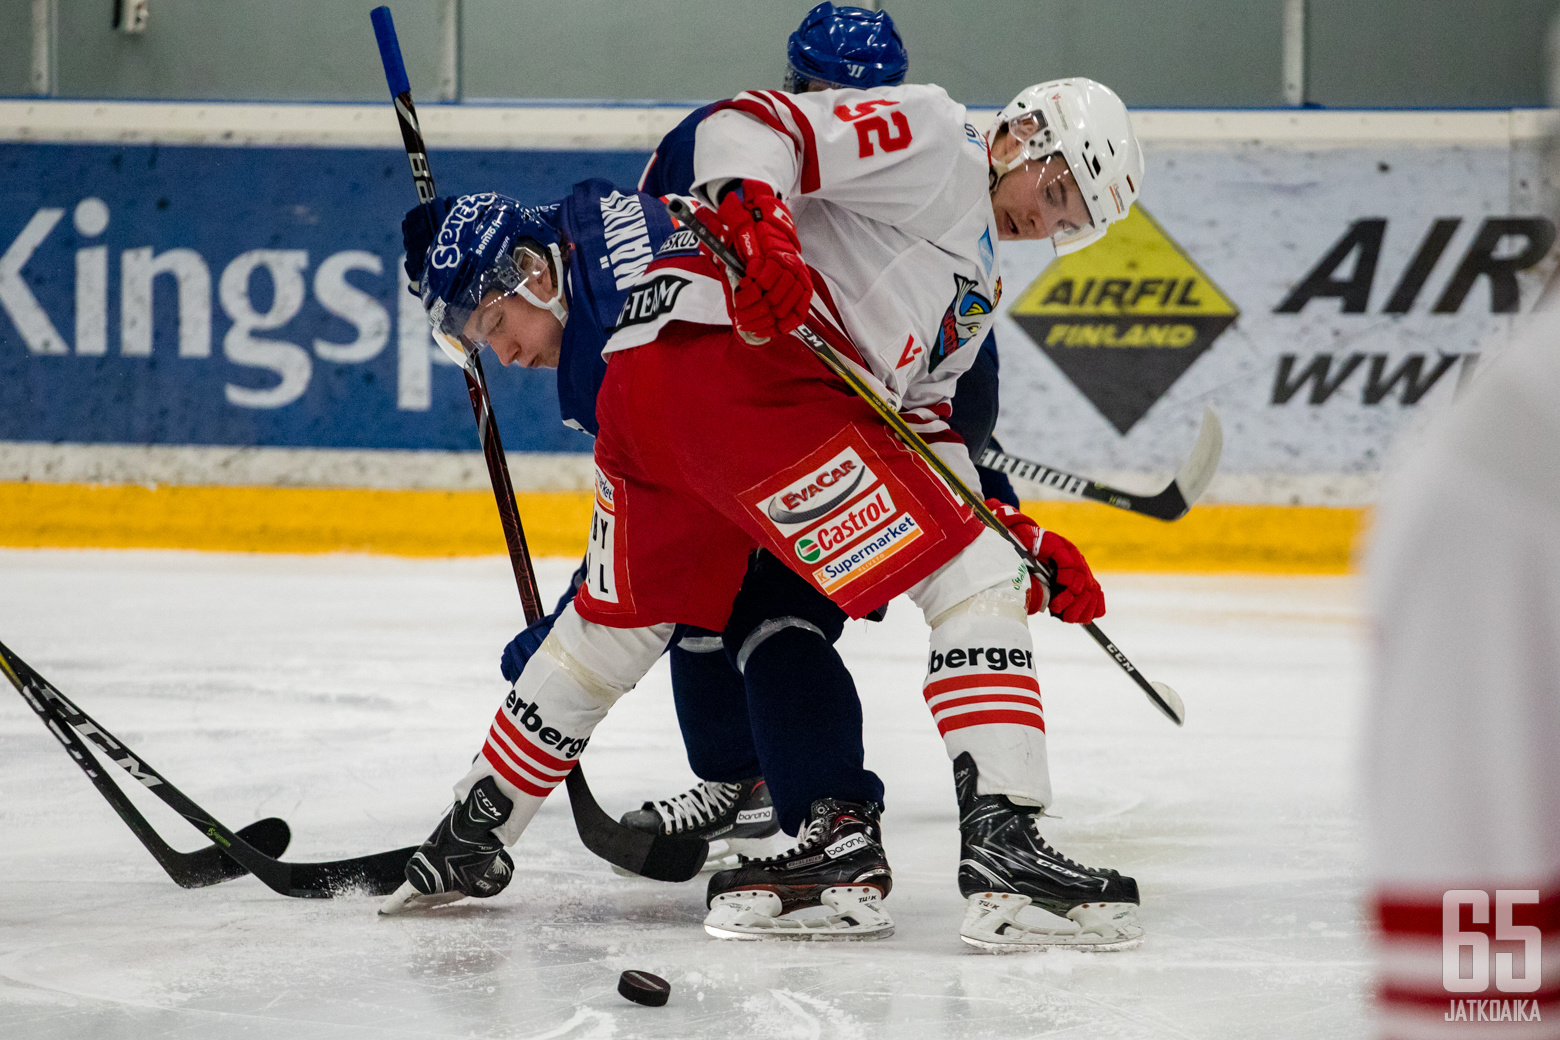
[502,691,591,758]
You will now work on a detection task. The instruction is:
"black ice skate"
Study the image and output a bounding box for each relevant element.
[954,752,1143,951]
[702,798,893,941]
[618,776,782,873]
[379,777,515,915]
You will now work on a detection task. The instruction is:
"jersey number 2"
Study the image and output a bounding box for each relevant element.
[835,101,913,158]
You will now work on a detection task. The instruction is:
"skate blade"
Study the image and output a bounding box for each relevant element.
[704,885,894,942]
[378,880,466,916]
[611,832,793,877]
[959,893,1143,952]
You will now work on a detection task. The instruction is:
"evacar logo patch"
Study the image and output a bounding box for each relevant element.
[764,448,869,528]
[1008,207,1238,434]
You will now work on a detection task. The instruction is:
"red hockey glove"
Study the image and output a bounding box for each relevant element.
[714,179,813,342]
[987,499,1106,624]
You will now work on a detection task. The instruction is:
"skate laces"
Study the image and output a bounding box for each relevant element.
[1024,816,1096,872]
[996,797,1095,873]
[742,813,829,864]
[654,781,742,833]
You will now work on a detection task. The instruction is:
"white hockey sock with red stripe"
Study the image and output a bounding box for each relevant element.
[922,584,1051,807]
[454,609,673,846]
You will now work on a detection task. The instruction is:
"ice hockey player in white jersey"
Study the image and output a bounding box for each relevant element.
[387,78,1148,950]
[1366,306,1560,1035]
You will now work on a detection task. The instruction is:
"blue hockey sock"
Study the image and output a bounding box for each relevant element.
[741,626,884,834]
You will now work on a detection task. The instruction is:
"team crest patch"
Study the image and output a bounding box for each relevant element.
[930,274,996,372]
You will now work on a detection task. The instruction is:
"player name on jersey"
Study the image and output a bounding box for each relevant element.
[1008,207,1239,435]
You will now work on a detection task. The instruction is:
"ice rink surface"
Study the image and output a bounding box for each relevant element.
[0,550,1368,1040]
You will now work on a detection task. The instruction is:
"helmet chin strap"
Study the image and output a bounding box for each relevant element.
[515,242,569,328]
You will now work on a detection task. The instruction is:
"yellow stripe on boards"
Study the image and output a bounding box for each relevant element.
[0,482,1364,573]
[0,482,593,558]
[1019,500,1363,574]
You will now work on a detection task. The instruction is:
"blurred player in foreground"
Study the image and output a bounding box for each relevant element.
[385,72,1148,950]
[1366,305,1560,1034]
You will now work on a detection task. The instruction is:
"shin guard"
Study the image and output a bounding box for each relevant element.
[457,609,673,845]
[922,584,1052,808]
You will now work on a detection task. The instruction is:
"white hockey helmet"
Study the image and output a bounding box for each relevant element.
[989,78,1143,255]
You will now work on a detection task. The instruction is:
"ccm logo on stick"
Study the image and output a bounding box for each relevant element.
[928,647,1035,673]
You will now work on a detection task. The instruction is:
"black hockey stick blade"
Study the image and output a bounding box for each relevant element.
[0,638,417,897]
[564,766,708,883]
[1,642,294,886]
[979,408,1224,522]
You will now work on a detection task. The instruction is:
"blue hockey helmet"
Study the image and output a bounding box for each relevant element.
[784,3,908,92]
[419,192,568,361]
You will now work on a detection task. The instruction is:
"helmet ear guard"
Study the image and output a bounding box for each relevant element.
[989,78,1143,253]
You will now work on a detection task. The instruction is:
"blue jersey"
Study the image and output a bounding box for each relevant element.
[553,178,678,435]
[638,104,719,200]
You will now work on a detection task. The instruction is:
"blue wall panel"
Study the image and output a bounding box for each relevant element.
[0,143,650,452]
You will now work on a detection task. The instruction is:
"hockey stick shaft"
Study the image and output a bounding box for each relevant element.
[1,648,289,887]
[370,6,544,624]
[370,7,709,879]
[0,638,415,897]
[667,198,1183,726]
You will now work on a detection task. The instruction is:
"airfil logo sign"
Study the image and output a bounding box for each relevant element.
[1008,206,1237,435]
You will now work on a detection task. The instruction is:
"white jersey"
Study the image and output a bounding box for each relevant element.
[1365,308,1560,1037]
[604,85,1002,451]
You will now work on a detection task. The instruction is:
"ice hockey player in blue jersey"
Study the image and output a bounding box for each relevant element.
[404,180,671,438]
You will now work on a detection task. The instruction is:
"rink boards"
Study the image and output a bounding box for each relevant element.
[1,102,1554,568]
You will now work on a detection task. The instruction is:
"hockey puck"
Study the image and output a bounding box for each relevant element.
[617,969,670,1007]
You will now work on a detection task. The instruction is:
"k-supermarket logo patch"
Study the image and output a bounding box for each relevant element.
[814,513,922,593]
[1008,207,1238,435]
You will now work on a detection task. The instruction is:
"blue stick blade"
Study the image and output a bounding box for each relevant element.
[370,6,412,98]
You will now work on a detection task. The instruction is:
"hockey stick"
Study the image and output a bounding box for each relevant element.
[978,408,1223,522]
[370,7,708,883]
[2,647,291,887]
[0,638,418,898]
[666,198,1184,726]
